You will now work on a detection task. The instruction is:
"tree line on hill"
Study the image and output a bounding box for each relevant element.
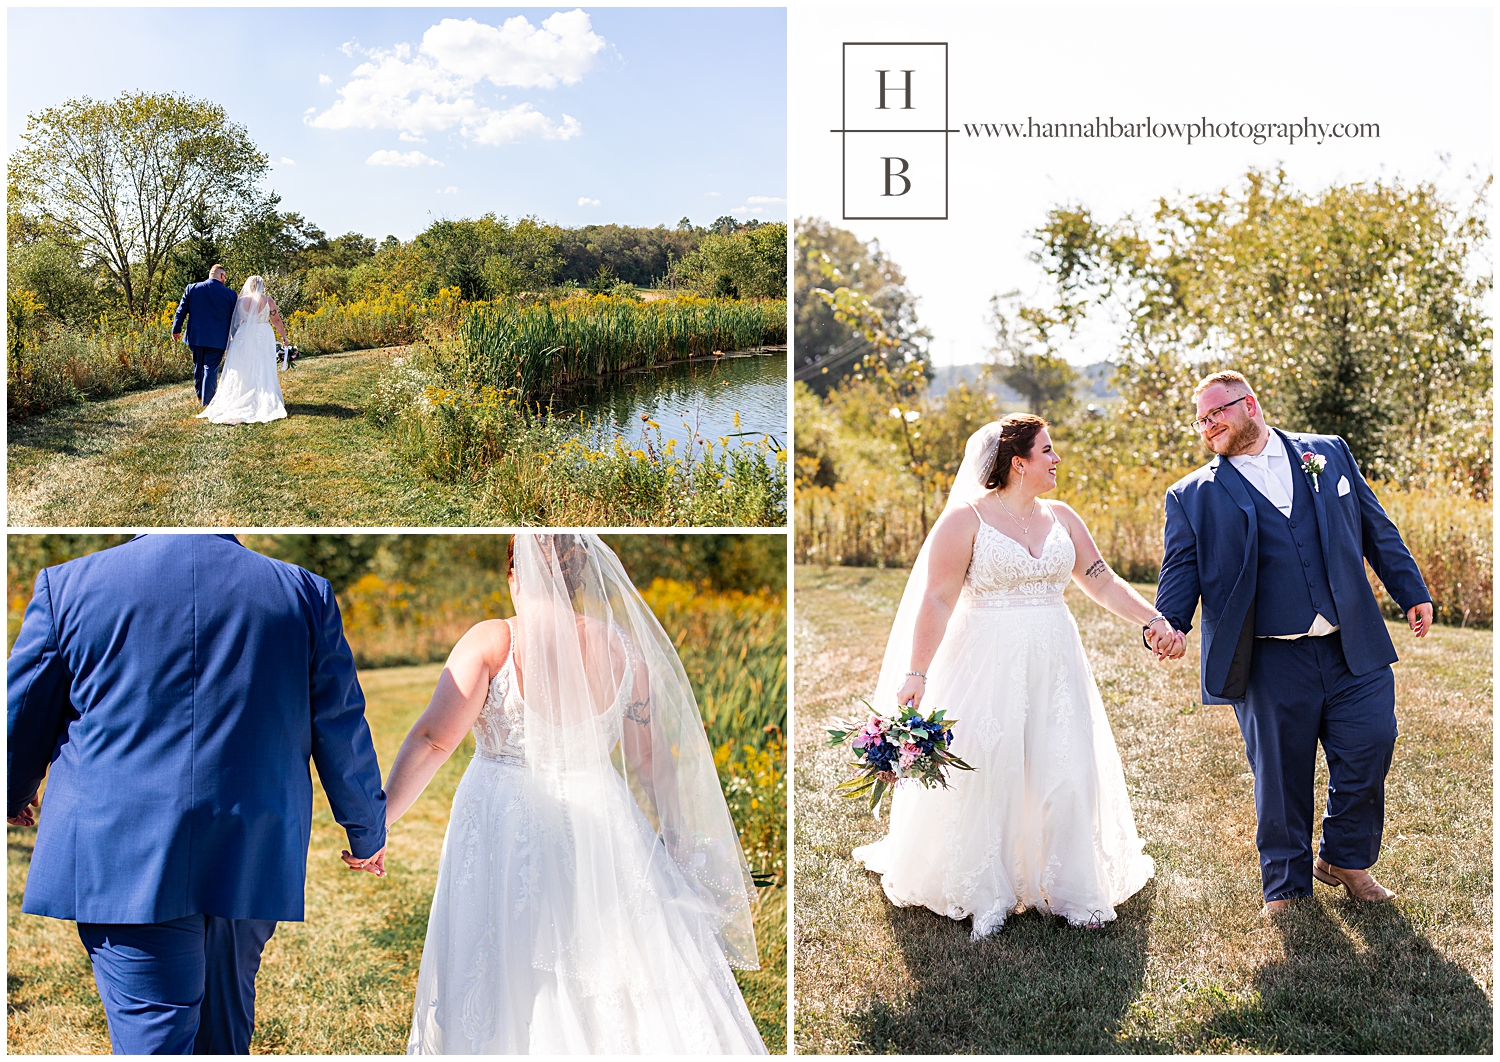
[7,91,787,328]
[795,168,1491,498]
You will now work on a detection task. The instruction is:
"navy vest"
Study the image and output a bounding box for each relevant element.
[1249,454,1340,636]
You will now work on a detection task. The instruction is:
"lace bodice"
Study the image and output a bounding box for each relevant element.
[470,622,649,767]
[236,295,272,323]
[962,506,1075,605]
[473,632,526,765]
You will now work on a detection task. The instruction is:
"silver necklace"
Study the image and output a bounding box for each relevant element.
[996,492,1038,536]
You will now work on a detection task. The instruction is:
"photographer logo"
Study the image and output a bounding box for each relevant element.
[838,42,950,220]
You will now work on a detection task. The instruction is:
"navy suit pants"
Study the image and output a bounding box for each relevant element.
[191,346,225,406]
[1234,630,1397,901]
[78,915,276,1054]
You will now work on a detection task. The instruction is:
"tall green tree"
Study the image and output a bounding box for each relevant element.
[794,217,930,395]
[672,222,787,298]
[1018,171,1492,495]
[987,293,1079,419]
[10,92,268,317]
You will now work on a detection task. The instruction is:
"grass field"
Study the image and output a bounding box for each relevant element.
[793,565,1491,1054]
[6,347,476,527]
[6,346,785,528]
[8,664,786,1054]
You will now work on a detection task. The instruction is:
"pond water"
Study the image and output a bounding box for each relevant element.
[544,351,787,458]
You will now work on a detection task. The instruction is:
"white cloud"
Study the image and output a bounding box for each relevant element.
[422,11,604,89]
[747,196,786,204]
[731,205,767,215]
[305,107,317,115]
[277,157,297,166]
[470,103,581,145]
[319,74,332,85]
[577,196,599,206]
[367,149,443,167]
[705,191,722,197]
[438,186,459,194]
[310,11,603,146]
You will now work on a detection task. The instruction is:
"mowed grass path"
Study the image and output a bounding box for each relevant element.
[7,348,489,527]
[8,664,787,1054]
[793,565,1491,1054]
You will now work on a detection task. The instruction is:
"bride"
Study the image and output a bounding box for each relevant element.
[197,275,288,424]
[378,534,767,1054]
[852,414,1172,938]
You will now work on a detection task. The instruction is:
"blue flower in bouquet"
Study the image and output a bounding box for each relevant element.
[827,698,975,815]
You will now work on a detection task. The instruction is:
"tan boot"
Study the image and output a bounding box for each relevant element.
[1261,897,1294,917]
[1314,857,1395,902]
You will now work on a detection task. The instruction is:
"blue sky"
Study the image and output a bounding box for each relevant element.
[9,7,787,241]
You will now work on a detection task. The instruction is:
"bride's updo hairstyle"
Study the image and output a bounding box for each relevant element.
[240,275,265,298]
[984,413,1049,490]
[507,534,591,596]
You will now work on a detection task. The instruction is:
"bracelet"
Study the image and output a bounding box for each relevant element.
[905,670,927,680]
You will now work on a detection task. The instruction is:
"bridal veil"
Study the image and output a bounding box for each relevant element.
[870,422,1005,713]
[509,534,760,999]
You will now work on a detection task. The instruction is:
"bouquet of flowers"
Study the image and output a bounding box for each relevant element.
[277,344,301,372]
[827,700,974,816]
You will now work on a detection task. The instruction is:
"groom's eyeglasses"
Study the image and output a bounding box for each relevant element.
[1191,395,1250,432]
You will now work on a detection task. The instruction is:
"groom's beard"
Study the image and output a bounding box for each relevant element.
[1204,415,1261,457]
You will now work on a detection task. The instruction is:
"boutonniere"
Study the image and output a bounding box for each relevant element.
[1300,451,1326,492]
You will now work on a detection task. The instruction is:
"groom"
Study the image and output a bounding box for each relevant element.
[1153,371,1432,915]
[8,534,389,1053]
[171,264,237,406]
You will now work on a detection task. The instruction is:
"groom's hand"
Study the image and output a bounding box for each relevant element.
[1406,602,1433,638]
[341,845,386,877]
[8,791,40,827]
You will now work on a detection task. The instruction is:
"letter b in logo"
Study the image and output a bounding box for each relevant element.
[883,157,911,196]
[840,43,948,219]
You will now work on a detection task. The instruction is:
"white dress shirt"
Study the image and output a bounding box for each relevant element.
[1228,428,1295,517]
[1228,428,1337,639]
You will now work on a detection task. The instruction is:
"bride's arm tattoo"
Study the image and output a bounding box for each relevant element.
[1084,559,1110,580]
[624,695,652,725]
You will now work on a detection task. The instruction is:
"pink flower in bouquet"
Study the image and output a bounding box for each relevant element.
[851,721,884,750]
[899,741,921,769]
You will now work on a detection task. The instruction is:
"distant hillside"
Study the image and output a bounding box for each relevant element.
[929,362,1119,409]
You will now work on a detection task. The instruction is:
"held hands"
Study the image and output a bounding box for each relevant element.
[1144,619,1186,661]
[341,845,386,877]
[1406,602,1433,638]
[8,792,40,827]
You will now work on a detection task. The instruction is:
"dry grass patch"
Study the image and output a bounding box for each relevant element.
[793,564,1490,1054]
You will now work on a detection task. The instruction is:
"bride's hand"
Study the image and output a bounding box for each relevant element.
[895,674,925,711]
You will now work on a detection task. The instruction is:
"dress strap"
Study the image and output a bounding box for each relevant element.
[966,500,993,529]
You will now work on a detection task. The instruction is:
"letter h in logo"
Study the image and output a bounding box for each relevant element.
[838,42,949,220]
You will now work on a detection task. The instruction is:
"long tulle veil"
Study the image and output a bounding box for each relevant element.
[870,422,1007,713]
[510,534,759,999]
[229,275,269,341]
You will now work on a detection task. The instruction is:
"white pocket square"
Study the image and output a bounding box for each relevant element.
[1337,475,1351,496]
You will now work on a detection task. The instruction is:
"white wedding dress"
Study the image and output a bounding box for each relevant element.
[853,506,1155,939]
[407,619,767,1055]
[197,294,286,424]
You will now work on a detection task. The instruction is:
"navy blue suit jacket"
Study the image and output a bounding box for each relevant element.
[171,278,236,350]
[7,535,388,923]
[1156,429,1430,705]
